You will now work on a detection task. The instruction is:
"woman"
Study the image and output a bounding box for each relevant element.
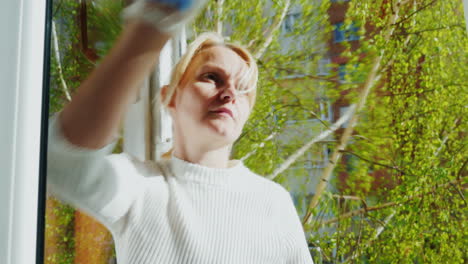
[47,0,313,263]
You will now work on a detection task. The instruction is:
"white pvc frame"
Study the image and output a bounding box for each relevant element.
[0,0,47,263]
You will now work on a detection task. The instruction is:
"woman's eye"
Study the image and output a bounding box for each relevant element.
[203,73,220,83]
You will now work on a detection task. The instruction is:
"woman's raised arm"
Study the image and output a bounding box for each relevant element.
[59,21,170,149]
[58,0,209,149]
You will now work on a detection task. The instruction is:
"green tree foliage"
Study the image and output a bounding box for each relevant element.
[301,0,466,263]
[47,0,467,263]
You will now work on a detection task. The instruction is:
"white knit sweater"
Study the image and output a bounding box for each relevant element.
[47,114,313,264]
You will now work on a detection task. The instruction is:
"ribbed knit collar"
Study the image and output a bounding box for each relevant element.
[164,153,248,186]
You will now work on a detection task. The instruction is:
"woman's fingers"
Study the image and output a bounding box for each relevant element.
[122,0,209,34]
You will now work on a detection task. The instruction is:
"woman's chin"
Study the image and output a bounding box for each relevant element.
[205,122,239,143]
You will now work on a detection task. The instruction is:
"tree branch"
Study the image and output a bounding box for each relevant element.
[332,194,365,202]
[252,0,290,60]
[236,103,299,142]
[52,20,72,101]
[384,89,435,97]
[52,0,64,18]
[433,116,463,157]
[391,0,437,27]
[302,0,404,226]
[339,150,407,175]
[216,0,224,35]
[266,104,355,180]
[79,0,99,63]
[395,23,464,36]
[271,65,340,83]
[258,60,333,129]
[321,201,397,226]
[317,176,466,227]
[344,210,396,263]
[240,131,278,161]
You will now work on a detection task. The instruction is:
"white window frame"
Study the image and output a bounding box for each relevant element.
[0,1,47,263]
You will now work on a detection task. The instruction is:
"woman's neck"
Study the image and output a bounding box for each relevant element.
[172,144,232,169]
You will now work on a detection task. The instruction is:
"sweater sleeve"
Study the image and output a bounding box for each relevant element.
[280,189,314,264]
[46,113,143,230]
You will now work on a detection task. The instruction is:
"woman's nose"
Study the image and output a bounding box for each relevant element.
[220,83,237,102]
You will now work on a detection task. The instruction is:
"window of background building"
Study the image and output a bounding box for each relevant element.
[338,64,347,82]
[283,12,301,33]
[339,106,351,128]
[317,57,331,76]
[337,63,366,84]
[344,153,359,173]
[333,21,360,43]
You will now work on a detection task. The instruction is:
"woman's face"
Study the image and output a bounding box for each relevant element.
[168,45,253,149]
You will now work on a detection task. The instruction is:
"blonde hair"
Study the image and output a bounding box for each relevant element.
[160,32,259,160]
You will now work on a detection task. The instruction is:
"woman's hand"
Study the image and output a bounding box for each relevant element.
[122,0,209,34]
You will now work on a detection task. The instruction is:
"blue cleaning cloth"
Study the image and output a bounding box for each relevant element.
[148,0,192,11]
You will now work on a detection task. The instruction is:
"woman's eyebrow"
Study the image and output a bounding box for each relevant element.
[199,64,229,77]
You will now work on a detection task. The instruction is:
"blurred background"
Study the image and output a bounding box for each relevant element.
[45,0,467,263]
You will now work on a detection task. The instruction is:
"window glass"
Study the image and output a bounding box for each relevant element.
[40,1,466,263]
[45,1,122,263]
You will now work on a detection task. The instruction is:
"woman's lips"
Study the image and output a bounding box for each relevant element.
[210,107,234,119]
